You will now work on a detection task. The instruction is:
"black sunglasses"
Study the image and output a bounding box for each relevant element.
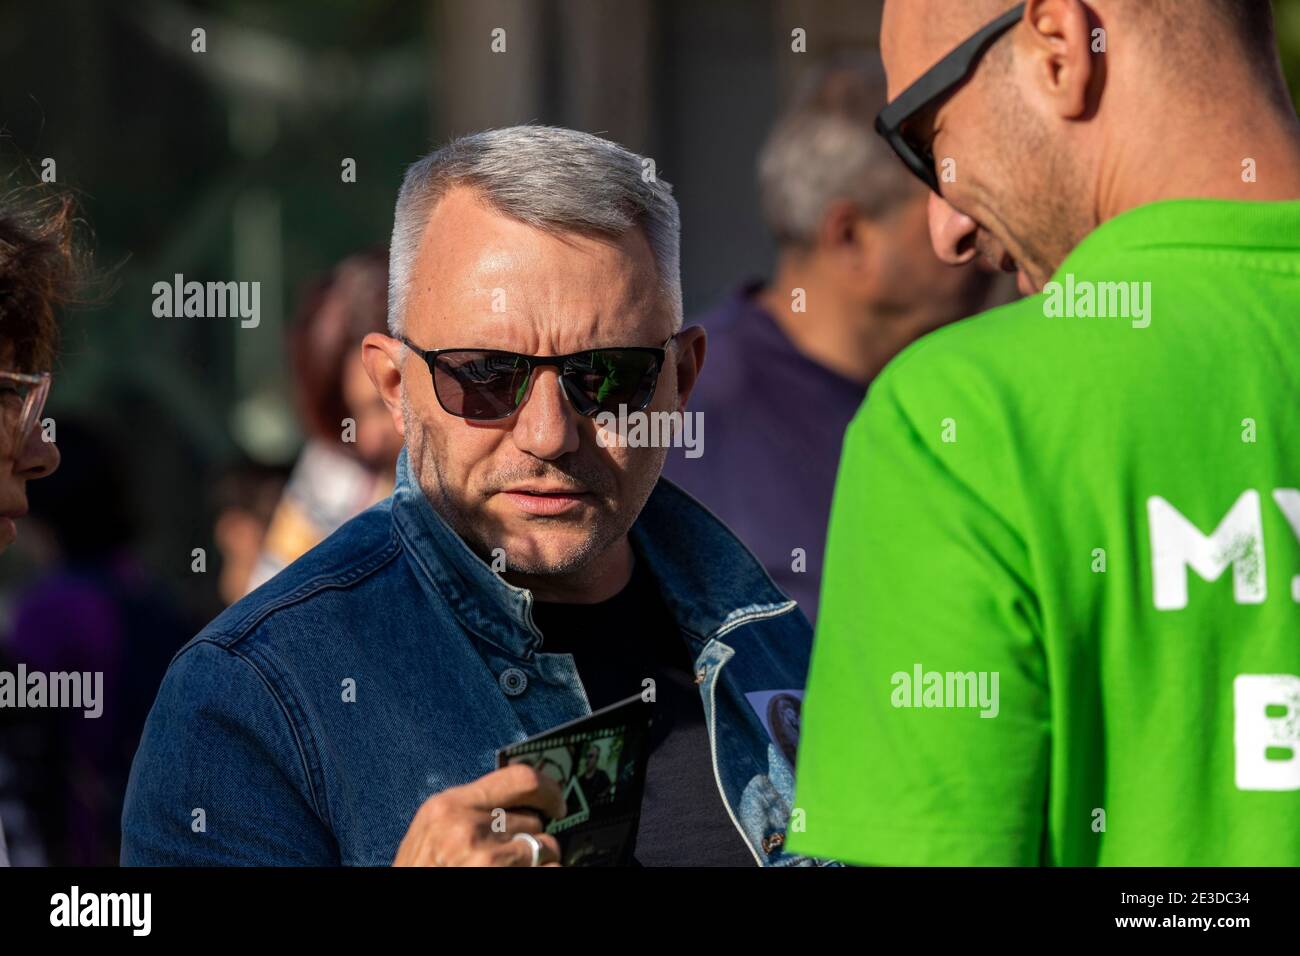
[875,3,1026,193]
[400,336,676,422]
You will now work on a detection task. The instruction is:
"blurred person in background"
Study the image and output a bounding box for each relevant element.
[8,417,191,866]
[664,55,1000,627]
[245,249,403,594]
[0,187,73,865]
[210,459,289,606]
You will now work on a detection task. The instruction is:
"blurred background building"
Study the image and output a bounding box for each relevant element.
[0,0,905,619]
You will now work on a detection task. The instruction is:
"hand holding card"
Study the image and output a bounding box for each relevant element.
[497,693,654,866]
[392,762,567,867]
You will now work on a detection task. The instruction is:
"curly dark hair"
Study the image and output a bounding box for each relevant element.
[0,187,84,372]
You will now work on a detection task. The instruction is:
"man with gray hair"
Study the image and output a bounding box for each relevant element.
[664,54,996,626]
[122,125,823,867]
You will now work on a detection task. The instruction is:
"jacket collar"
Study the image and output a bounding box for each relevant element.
[389,448,796,660]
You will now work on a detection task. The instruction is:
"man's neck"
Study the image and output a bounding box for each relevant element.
[757,265,929,385]
[1098,97,1300,225]
[505,536,635,605]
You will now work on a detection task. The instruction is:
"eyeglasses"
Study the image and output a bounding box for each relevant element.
[875,3,1026,193]
[400,337,676,422]
[0,370,51,453]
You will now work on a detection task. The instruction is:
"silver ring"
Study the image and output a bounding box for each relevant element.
[512,831,543,867]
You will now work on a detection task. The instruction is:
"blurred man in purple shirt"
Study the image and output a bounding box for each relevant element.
[666,56,1005,625]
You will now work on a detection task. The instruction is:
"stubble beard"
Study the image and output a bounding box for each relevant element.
[983,70,1093,288]
[401,388,661,578]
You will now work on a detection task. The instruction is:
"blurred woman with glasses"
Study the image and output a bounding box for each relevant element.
[0,186,78,867]
[0,189,67,553]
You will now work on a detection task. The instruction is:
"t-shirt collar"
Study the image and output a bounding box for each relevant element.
[1054,198,1300,280]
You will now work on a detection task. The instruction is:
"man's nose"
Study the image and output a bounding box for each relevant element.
[16,426,59,481]
[511,368,580,461]
[928,191,980,266]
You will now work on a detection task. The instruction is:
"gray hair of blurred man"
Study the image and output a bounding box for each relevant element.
[386,125,683,336]
[758,55,917,249]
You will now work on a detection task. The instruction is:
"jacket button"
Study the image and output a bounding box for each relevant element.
[499,668,528,696]
[762,832,785,854]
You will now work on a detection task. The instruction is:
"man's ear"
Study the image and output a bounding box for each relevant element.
[671,325,707,412]
[817,198,865,263]
[1020,0,1097,120]
[817,198,876,297]
[361,332,407,440]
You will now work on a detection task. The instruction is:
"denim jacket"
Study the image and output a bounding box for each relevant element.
[122,449,829,866]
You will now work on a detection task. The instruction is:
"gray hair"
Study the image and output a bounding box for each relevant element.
[387,125,682,335]
[757,55,916,249]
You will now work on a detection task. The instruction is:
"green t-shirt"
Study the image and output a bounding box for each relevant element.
[789,199,1300,866]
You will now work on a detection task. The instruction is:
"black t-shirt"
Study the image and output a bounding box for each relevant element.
[531,560,755,867]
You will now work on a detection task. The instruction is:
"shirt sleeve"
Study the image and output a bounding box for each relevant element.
[788,355,1051,866]
[121,639,338,865]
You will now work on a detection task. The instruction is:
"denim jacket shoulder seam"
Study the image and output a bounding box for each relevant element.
[185,637,333,832]
[213,527,403,648]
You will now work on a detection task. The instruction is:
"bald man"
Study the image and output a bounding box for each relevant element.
[791,0,1300,866]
